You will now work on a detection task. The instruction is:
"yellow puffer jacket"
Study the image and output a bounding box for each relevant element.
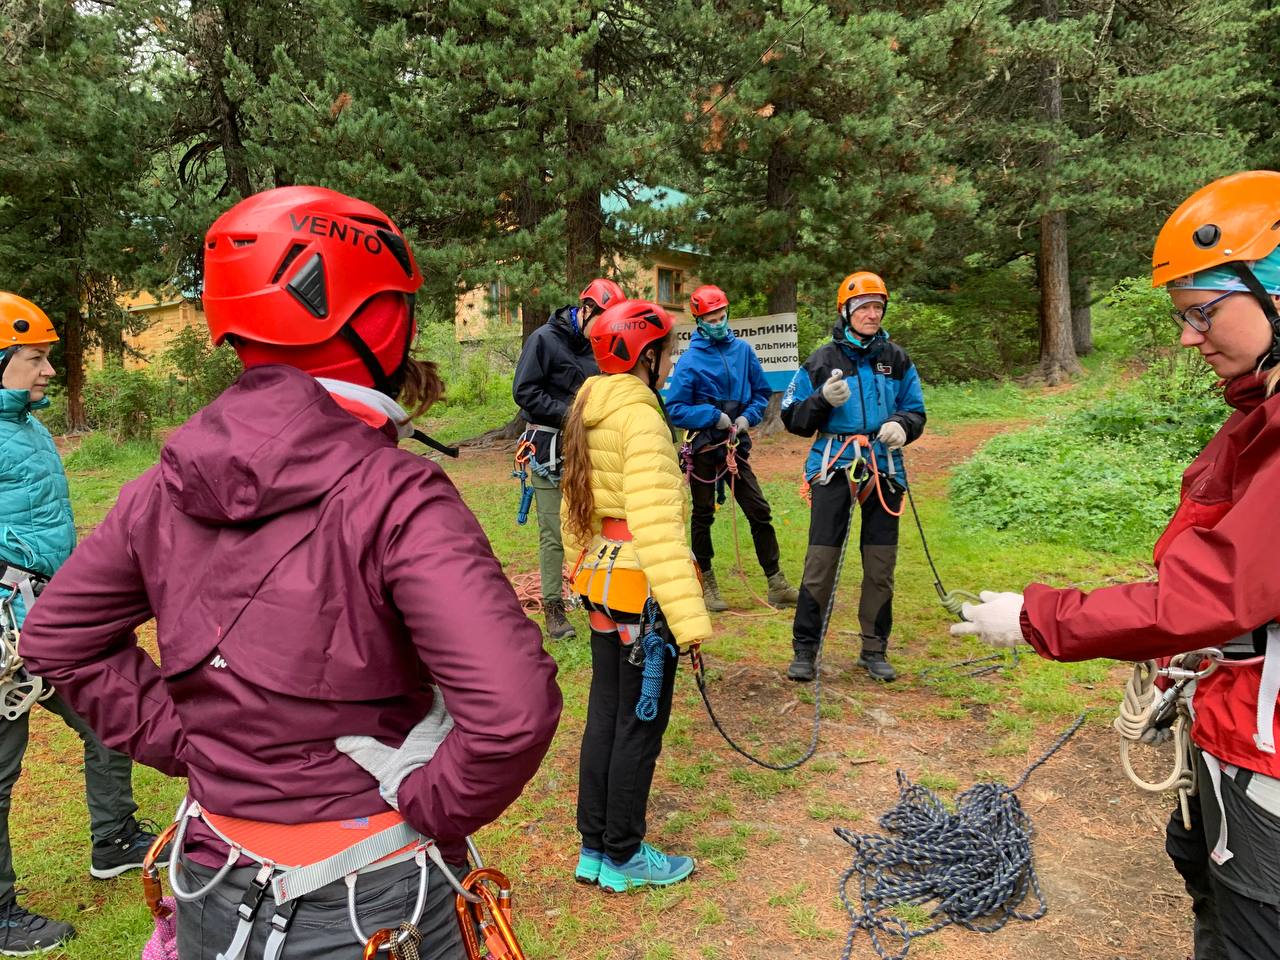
[562,374,712,646]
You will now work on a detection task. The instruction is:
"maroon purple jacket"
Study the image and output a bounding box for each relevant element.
[20,365,561,862]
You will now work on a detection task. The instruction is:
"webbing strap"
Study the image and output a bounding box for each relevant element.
[1203,753,1234,864]
[261,900,300,960]
[1254,625,1280,755]
[0,567,40,612]
[215,864,272,960]
[269,820,422,905]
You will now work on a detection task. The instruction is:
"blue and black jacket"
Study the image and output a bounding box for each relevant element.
[666,329,771,455]
[781,327,926,483]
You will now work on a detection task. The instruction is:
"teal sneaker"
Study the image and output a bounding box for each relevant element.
[597,842,695,893]
[575,847,603,885]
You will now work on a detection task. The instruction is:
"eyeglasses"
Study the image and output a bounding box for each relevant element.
[1170,290,1240,333]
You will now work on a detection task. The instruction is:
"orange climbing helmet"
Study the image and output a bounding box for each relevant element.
[0,292,57,349]
[836,272,888,314]
[1151,171,1280,289]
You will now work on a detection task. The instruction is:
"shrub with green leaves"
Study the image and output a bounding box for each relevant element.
[157,326,242,419]
[952,363,1229,555]
[82,365,158,440]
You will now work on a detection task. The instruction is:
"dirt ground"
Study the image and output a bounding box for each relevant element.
[449,423,1194,960]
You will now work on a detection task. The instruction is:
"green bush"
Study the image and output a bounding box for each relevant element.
[156,326,242,420]
[82,365,158,440]
[951,362,1229,555]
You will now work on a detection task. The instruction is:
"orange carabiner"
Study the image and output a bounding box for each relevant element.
[362,928,393,960]
[454,868,526,960]
[142,821,180,920]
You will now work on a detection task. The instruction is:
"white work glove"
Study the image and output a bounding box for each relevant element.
[335,686,454,810]
[716,412,732,431]
[733,415,750,435]
[949,591,1027,648]
[878,421,907,450]
[821,369,850,406]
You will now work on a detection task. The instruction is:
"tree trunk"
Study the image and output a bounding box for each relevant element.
[1070,270,1093,356]
[515,176,552,342]
[192,1,252,197]
[564,118,602,298]
[1038,211,1079,384]
[1036,0,1080,385]
[61,305,87,433]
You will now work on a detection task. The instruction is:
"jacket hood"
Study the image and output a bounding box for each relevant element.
[578,374,662,429]
[160,364,392,525]
[0,389,48,420]
[549,305,592,351]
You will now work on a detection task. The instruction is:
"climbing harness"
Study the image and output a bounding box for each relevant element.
[836,713,1090,960]
[1114,651,1218,829]
[0,566,55,720]
[570,519,653,620]
[1115,625,1280,861]
[680,430,778,615]
[148,796,489,960]
[511,425,560,525]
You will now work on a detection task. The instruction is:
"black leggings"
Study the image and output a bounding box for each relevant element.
[576,623,678,863]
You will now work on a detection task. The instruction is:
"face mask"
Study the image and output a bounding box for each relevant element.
[697,318,731,341]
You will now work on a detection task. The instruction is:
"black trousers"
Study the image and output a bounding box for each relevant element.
[1166,755,1280,959]
[577,625,678,864]
[689,449,781,577]
[792,470,903,656]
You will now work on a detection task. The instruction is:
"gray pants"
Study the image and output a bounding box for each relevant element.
[0,692,137,901]
[532,471,565,604]
[176,855,467,959]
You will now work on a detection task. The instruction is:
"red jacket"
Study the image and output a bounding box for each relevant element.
[1021,373,1280,775]
[20,366,562,862]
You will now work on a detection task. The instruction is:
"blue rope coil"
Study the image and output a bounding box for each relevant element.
[635,600,674,722]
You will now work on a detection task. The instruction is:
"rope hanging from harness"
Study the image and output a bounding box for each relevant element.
[835,714,1089,960]
[512,438,536,526]
[635,599,675,722]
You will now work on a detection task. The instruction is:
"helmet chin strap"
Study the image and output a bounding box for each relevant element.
[1226,263,1280,369]
[337,294,417,398]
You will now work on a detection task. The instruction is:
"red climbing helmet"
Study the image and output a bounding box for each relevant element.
[689,284,729,318]
[580,278,624,313]
[588,299,674,374]
[202,186,423,392]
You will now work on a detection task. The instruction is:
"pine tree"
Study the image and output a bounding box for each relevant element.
[0,1,164,427]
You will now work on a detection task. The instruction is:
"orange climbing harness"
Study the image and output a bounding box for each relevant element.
[799,433,904,518]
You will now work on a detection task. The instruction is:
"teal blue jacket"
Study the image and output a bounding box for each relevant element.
[0,389,75,623]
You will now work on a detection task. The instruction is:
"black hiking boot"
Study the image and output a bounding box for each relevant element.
[786,647,817,682]
[857,649,897,683]
[0,895,75,955]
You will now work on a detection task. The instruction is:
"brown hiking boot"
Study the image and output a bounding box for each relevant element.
[766,571,799,607]
[702,568,729,613]
[544,598,575,640]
